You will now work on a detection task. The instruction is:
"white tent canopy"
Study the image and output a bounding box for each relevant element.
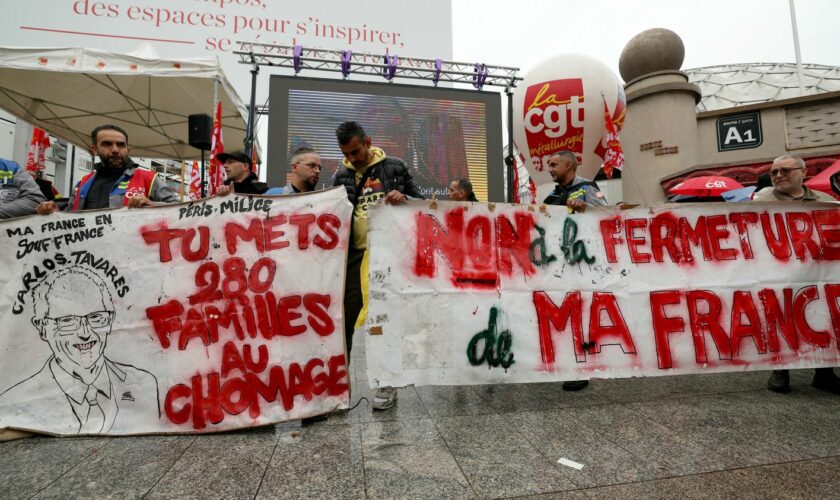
[0,45,253,161]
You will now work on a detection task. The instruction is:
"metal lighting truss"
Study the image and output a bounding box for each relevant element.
[234,41,522,201]
[234,41,521,90]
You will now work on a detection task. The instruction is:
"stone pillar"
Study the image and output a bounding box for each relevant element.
[618,29,701,204]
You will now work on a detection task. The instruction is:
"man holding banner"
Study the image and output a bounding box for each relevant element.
[0,158,45,219]
[265,147,322,195]
[333,121,423,410]
[754,154,840,394]
[215,150,268,195]
[544,150,607,391]
[543,150,607,212]
[36,125,178,213]
[448,178,478,202]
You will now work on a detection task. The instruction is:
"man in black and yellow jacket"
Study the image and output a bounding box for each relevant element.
[333,121,423,411]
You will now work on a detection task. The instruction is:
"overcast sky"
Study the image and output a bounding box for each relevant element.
[451,0,840,80]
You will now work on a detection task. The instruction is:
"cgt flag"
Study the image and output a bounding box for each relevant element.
[251,147,259,177]
[188,161,201,200]
[208,100,225,195]
[599,98,624,179]
[25,127,50,172]
[512,153,537,205]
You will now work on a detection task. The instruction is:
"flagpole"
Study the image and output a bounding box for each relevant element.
[789,0,805,96]
[205,79,220,197]
[210,79,221,195]
[212,78,219,120]
[245,62,259,157]
[179,160,185,202]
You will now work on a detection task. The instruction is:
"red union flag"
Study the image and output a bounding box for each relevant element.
[599,99,624,178]
[25,127,50,172]
[251,147,259,177]
[188,160,201,200]
[593,84,626,161]
[208,101,224,195]
[522,79,585,161]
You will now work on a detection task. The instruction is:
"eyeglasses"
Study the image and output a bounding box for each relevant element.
[769,167,803,177]
[45,311,114,332]
[295,162,321,170]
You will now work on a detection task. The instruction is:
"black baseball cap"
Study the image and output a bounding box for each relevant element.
[216,150,251,165]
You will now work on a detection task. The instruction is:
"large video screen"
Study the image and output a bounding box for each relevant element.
[267,76,504,201]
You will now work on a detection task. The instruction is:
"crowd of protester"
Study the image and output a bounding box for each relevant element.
[1,123,837,432]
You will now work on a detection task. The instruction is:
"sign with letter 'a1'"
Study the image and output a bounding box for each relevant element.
[716,111,763,152]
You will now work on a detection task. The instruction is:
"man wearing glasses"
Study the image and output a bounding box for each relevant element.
[753,155,835,202]
[0,266,159,434]
[265,147,322,195]
[753,155,839,395]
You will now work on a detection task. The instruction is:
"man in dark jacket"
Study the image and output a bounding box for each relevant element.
[543,150,607,392]
[32,170,61,204]
[543,151,607,212]
[215,150,268,195]
[448,178,478,202]
[36,125,178,213]
[333,121,423,411]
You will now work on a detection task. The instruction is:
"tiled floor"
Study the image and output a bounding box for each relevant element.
[3,343,840,499]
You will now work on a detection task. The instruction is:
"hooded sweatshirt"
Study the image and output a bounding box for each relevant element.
[344,146,388,250]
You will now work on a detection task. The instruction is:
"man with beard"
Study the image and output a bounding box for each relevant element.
[265,147,322,194]
[0,266,159,434]
[543,150,607,392]
[36,125,177,213]
[215,150,268,195]
[333,121,423,411]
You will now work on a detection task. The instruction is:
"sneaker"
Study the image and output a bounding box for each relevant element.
[562,380,589,391]
[372,387,398,411]
[767,370,790,393]
[812,368,840,395]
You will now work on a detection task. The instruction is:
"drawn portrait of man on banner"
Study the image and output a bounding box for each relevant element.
[0,265,159,434]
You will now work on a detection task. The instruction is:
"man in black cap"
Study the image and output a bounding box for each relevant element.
[215,150,267,195]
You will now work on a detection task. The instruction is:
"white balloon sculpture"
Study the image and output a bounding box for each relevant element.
[513,54,625,197]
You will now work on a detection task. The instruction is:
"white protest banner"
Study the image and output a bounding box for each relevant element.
[0,187,352,436]
[366,201,840,387]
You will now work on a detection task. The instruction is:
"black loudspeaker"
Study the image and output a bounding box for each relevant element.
[188,113,212,150]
